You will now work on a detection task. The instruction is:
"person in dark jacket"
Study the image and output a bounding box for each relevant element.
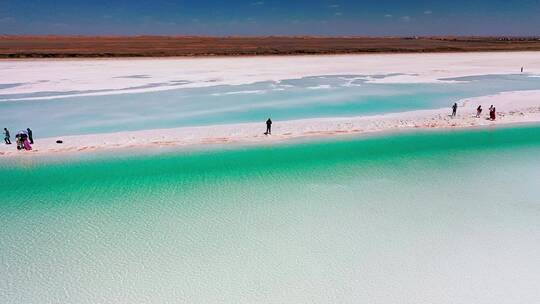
[451,103,458,117]
[27,128,33,144]
[3,128,11,144]
[476,105,482,118]
[265,118,272,135]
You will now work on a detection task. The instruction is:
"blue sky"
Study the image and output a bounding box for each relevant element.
[1,0,539,36]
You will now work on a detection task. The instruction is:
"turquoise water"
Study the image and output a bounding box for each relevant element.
[1,74,540,137]
[2,126,540,303]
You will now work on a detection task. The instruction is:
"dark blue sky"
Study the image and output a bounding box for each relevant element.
[1,0,539,36]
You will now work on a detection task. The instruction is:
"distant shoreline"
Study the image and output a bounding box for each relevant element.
[2,36,540,58]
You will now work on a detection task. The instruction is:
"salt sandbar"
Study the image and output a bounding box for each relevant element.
[2,90,540,157]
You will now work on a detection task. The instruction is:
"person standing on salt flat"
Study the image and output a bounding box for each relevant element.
[3,128,11,144]
[27,128,34,144]
[265,118,272,135]
[451,103,458,117]
[489,105,496,120]
[521,67,524,73]
[476,105,483,118]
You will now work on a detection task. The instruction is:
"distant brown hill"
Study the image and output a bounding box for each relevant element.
[1,36,540,58]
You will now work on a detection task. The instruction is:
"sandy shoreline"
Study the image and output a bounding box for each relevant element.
[2,90,540,157]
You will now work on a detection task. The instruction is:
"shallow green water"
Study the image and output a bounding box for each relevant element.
[2,126,540,303]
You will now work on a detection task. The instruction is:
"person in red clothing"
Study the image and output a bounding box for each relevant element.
[489,105,496,120]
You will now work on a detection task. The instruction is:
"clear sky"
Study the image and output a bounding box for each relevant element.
[1,0,539,36]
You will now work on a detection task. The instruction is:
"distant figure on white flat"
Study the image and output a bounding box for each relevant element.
[451,103,458,117]
[3,128,11,145]
[489,105,496,120]
[476,105,482,118]
[521,66,524,73]
[27,128,34,144]
[265,118,272,135]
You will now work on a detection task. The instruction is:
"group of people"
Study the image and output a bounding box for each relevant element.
[266,101,499,136]
[452,103,497,121]
[3,128,34,150]
[475,105,497,120]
